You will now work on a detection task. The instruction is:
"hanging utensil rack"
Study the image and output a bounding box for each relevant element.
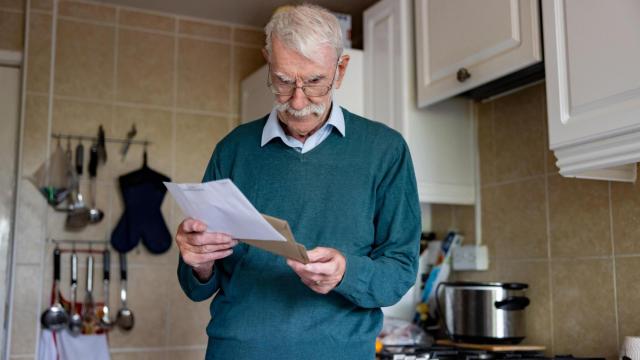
[48,238,109,254]
[51,133,151,146]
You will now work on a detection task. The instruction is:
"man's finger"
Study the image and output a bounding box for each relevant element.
[181,218,207,233]
[185,232,233,246]
[303,261,337,276]
[306,247,335,262]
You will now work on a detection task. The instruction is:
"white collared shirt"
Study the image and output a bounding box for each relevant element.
[260,100,346,154]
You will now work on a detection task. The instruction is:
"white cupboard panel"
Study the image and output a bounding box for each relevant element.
[543,0,640,181]
[416,0,541,107]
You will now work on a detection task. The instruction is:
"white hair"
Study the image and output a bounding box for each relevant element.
[264,4,344,62]
[274,100,326,117]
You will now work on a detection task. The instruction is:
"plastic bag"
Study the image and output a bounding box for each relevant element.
[29,143,74,206]
[379,317,433,346]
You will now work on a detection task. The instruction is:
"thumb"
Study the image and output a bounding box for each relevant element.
[306,247,335,263]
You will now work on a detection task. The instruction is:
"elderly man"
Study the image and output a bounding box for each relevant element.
[175,4,421,359]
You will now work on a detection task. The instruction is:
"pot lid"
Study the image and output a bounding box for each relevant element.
[442,281,528,290]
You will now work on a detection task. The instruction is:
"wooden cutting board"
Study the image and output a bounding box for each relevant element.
[436,339,546,351]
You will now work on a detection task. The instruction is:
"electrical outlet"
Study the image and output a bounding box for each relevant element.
[452,245,489,271]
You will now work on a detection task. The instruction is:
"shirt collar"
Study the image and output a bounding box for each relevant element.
[260,99,346,148]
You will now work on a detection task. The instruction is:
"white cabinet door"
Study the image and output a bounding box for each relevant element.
[415,0,541,107]
[543,0,640,181]
[364,0,476,205]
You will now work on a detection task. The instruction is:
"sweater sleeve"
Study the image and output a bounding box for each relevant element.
[334,140,421,308]
[176,150,223,302]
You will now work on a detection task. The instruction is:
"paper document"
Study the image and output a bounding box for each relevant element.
[164,179,309,263]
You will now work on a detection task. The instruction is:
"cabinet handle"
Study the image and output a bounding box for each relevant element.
[456,68,471,82]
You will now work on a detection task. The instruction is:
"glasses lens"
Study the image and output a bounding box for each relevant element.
[303,86,330,97]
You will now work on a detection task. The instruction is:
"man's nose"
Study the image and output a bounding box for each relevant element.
[288,86,309,110]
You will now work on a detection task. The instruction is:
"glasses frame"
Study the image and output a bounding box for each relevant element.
[266,60,340,98]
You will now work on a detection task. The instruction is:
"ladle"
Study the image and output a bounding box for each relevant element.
[87,143,104,224]
[99,249,113,329]
[116,253,134,330]
[68,251,83,336]
[40,249,69,331]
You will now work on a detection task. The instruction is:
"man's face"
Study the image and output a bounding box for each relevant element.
[266,36,349,139]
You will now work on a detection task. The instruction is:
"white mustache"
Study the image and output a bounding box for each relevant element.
[274,101,325,117]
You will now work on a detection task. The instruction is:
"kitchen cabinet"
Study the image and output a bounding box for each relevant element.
[364,0,476,204]
[415,0,542,107]
[543,0,640,182]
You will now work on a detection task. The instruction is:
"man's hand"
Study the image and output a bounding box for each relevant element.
[286,247,346,294]
[176,218,238,282]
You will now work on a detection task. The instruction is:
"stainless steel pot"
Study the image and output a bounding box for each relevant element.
[436,281,530,344]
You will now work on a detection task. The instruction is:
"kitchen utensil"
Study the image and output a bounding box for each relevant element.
[40,248,69,331]
[115,253,134,330]
[75,142,84,176]
[66,145,90,229]
[97,125,107,164]
[437,282,530,344]
[68,251,83,336]
[121,124,137,160]
[87,143,104,223]
[99,249,112,329]
[82,254,97,330]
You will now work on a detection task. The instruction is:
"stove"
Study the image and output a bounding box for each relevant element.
[376,345,606,360]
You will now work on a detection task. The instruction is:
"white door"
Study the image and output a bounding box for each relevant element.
[0,65,21,359]
[543,0,640,181]
[415,0,542,107]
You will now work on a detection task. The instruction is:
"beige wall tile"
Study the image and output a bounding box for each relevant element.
[430,204,453,238]
[165,349,207,360]
[14,181,47,263]
[26,12,51,93]
[109,106,173,178]
[551,259,617,358]
[116,29,174,106]
[108,265,170,348]
[0,0,25,11]
[177,38,231,112]
[231,45,265,113]
[30,0,51,11]
[174,112,230,182]
[21,94,48,176]
[492,83,546,182]
[118,8,175,32]
[611,173,640,254]
[54,19,114,100]
[166,273,210,346]
[476,101,495,186]
[495,260,552,349]
[0,10,25,51]
[233,27,264,46]
[482,178,548,260]
[58,0,115,23]
[9,264,41,355]
[178,19,230,40]
[453,205,476,244]
[548,175,611,258]
[615,256,640,342]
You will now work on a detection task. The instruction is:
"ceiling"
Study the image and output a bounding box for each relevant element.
[95,0,379,48]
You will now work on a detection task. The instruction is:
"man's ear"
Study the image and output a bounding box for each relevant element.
[333,54,350,90]
[262,48,270,62]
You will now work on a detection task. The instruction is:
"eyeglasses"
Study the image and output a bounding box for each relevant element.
[266,62,339,98]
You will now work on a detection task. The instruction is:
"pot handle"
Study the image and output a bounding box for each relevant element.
[494,296,530,311]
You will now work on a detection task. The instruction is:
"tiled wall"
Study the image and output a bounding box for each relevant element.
[8,0,266,358]
[432,83,640,359]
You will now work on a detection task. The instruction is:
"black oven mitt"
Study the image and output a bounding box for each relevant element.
[111,162,172,254]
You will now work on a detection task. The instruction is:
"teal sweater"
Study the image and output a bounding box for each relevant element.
[177,108,421,359]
